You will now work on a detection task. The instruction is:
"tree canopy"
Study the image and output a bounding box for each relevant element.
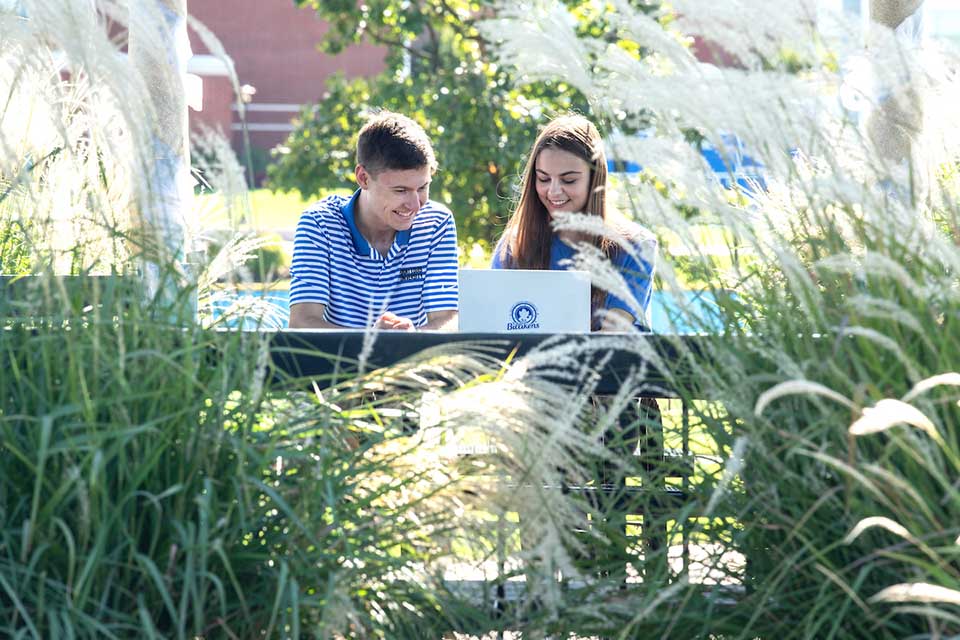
[268,0,593,249]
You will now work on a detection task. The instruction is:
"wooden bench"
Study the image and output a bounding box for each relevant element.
[270,330,718,595]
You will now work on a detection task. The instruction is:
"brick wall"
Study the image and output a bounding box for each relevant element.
[186,0,386,178]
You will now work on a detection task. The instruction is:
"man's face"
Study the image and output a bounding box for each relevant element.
[357,165,432,232]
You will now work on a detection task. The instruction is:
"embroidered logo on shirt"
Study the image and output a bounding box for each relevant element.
[399,267,425,282]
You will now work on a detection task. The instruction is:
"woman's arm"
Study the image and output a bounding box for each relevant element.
[598,307,638,332]
[600,226,658,331]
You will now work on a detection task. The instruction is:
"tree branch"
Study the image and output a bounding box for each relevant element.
[365,28,432,63]
[433,0,484,43]
[424,19,441,72]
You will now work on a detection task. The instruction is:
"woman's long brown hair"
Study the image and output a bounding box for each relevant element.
[498,114,617,324]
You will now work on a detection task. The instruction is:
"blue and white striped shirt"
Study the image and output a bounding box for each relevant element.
[290,190,459,328]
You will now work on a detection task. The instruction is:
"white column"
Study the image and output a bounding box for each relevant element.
[866,0,926,199]
[129,0,196,312]
[870,0,924,28]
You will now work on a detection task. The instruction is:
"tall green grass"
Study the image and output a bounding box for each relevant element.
[0,276,540,638]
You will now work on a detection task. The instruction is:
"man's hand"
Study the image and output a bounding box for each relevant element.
[374,311,416,331]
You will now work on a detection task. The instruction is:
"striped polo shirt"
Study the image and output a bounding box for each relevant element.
[290,190,459,328]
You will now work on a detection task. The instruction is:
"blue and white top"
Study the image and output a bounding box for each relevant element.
[492,228,656,330]
[290,190,459,328]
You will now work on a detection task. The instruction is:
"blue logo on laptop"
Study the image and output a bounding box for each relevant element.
[507,301,540,330]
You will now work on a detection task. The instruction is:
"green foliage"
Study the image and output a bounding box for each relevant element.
[270,0,591,247]
[248,237,289,280]
[683,206,960,639]
[0,278,480,637]
[0,217,32,275]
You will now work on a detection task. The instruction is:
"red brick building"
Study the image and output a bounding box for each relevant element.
[185,0,385,173]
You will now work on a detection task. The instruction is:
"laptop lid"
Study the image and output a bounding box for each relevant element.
[458,269,591,333]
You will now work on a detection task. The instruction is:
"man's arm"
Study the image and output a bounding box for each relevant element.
[289,205,337,328]
[420,213,460,329]
[289,303,343,329]
[420,309,458,331]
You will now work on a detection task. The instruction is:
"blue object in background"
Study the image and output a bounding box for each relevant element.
[650,290,727,334]
[607,159,643,173]
[699,133,739,175]
[208,292,291,330]
[606,131,767,193]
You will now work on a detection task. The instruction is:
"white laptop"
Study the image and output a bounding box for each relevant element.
[458,269,591,333]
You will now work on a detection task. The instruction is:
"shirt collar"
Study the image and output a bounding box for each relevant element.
[341,189,412,258]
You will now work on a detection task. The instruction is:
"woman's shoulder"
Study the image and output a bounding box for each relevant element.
[490,228,515,268]
[495,226,514,241]
[602,214,656,275]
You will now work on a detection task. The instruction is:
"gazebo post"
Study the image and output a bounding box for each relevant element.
[129,0,196,315]
[869,0,923,29]
[866,0,927,202]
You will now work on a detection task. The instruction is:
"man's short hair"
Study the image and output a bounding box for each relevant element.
[356,111,438,176]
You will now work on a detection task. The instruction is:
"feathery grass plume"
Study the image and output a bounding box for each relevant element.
[754,379,857,415]
[849,398,939,439]
[187,124,291,328]
[1,2,147,274]
[478,0,597,95]
[703,435,748,517]
[406,338,685,630]
[844,515,917,545]
[671,0,824,68]
[902,372,960,402]
[608,131,727,201]
[191,124,251,231]
[843,293,926,334]
[550,210,659,325]
[835,325,923,382]
[870,583,960,606]
[303,344,639,636]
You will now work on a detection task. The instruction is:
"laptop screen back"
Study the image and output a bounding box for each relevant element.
[458,269,591,333]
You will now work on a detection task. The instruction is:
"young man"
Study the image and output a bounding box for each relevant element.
[288,111,459,330]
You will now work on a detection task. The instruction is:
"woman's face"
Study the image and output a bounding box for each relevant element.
[534,147,591,217]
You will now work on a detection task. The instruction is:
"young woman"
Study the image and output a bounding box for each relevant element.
[494,117,663,574]
[492,114,656,332]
